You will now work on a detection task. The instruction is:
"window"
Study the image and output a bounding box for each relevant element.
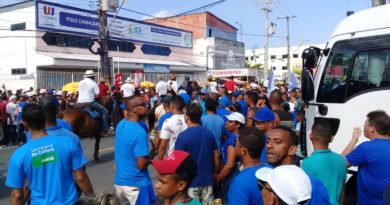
[282,66,288,70]
[282,54,288,59]
[11,68,26,75]
[251,56,254,61]
[270,55,276,60]
[245,57,249,61]
[317,35,390,103]
[272,66,276,70]
[293,54,299,58]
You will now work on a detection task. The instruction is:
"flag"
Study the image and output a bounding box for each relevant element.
[267,68,276,95]
[288,69,299,91]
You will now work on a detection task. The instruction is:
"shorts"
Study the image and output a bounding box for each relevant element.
[114,184,155,205]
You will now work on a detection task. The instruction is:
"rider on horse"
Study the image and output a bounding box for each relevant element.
[77,70,110,136]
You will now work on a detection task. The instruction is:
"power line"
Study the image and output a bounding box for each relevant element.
[172,0,226,17]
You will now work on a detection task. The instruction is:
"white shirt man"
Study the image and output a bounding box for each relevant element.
[156,80,168,97]
[121,79,135,98]
[160,114,187,157]
[78,78,99,103]
[167,80,178,94]
[6,96,18,125]
[209,81,218,93]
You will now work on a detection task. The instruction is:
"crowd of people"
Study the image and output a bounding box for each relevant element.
[1,70,390,205]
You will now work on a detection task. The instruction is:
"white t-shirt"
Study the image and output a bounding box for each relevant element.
[160,114,187,157]
[156,81,168,96]
[78,78,99,103]
[6,102,18,125]
[167,80,178,93]
[210,82,218,93]
[155,104,166,121]
[120,83,135,98]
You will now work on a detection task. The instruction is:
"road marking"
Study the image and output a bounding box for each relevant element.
[100,147,114,152]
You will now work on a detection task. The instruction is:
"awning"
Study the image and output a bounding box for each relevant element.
[36,52,206,72]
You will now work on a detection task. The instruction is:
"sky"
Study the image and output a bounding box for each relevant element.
[0,0,386,49]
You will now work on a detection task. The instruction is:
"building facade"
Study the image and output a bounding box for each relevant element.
[245,43,325,80]
[0,1,243,91]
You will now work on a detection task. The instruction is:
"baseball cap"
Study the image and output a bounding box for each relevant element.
[9,95,17,101]
[252,106,275,122]
[151,150,190,174]
[256,165,312,205]
[225,112,245,124]
[179,93,191,105]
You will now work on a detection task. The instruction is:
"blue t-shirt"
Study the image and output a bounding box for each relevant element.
[17,101,29,122]
[237,100,248,117]
[307,175,332,205]
[56,118,72,132]
[26,119,74,142]
[201,101,206,114]
[138,120,149,134]
[114,119,152,187]
[156,112,173,131]
[6,134,86,205]
[221,132,238,165]
[228,164,270,205]
[201,114,225,150]
[175,126,218,187]
[216,108,231,121]
[346,138,390,205]
[219,95,231,108]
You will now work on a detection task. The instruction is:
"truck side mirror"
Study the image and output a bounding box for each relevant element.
[301,69,314,102]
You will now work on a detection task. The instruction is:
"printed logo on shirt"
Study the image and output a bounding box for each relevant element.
[80,82,87,91]
[30,144,58,168]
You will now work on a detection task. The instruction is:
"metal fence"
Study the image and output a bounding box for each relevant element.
[37,68,87,90]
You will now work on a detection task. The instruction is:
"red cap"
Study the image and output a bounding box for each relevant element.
[151,150,190,174]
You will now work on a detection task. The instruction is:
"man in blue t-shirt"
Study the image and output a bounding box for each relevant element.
[343,110,390,205]
[114,95,156,205]
[6,104,94,205]
[175,103,220,205]
[265,126,331,205]
[228,127,269,205]
[201,98,225,150]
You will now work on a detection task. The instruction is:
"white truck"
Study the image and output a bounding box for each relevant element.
[300,4,390,202]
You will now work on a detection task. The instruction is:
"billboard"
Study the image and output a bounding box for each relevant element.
[36,1,193,48]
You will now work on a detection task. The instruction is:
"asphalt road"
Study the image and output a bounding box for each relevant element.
[0,135,162,204]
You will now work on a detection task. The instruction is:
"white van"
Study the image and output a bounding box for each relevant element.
[301,4,390,157]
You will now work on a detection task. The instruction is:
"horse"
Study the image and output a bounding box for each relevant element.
[62,108,102,161]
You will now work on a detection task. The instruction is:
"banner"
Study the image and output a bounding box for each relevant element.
[133,70,143,87]
[114,73,123,87]
[36,1,193,48]
[143,64,170,73]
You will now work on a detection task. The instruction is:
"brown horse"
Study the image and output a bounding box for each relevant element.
[62,108,102,161]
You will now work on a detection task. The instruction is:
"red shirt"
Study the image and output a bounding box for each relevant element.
[99,82,110,97]
[225,80,236,92]
[0,101,7,121]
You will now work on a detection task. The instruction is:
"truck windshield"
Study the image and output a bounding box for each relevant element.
[317,35,390,103]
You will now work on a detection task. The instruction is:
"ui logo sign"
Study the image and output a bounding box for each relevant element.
[43,6,55,16]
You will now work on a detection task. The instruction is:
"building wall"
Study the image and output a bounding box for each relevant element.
[145,12,237,41]
[194,37,244,70]
[245,44,326,80]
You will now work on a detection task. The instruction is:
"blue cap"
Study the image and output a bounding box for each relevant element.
[252,106,275,122]
[179,93,191,105]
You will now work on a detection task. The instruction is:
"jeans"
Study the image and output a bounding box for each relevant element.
[90,100,109,132]
[3,125,17,146]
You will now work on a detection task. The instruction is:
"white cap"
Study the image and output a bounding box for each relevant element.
[125,77,133,83]
[26,91,37,97]
[225,112,245,124]
[84,70,95,78]
[145,89,149,93]
[9,95,17,101]
[39,89,47,94]
[55,90,63,96]
[178,89,187,94]
[255,165,312,205]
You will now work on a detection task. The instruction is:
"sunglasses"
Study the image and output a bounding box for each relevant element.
[257,180,273,192]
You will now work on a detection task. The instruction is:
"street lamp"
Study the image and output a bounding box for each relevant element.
[235,21,242,43]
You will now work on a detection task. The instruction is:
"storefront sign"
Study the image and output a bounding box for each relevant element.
[207,69,257,78]
[36,1,193,48]
[143,64,170,73]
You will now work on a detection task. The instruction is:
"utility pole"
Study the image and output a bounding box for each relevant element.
[235,21,243,42]
[99,0,110,82]
[277,15,296,81]
[262,0,274,81]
